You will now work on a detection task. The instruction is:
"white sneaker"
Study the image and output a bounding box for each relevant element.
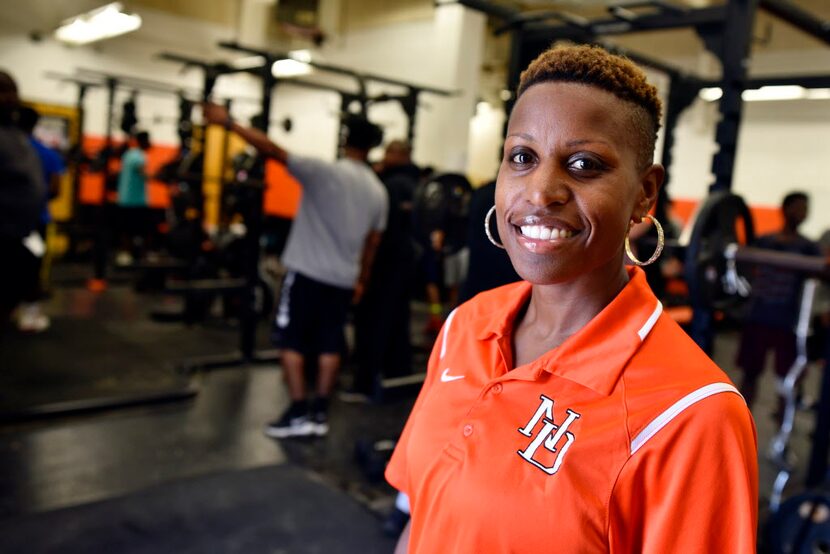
[264,412,316,438]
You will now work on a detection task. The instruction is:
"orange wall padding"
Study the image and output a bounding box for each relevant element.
[78,135,178,208]
[264,159,301,219]
[671,198,784,238]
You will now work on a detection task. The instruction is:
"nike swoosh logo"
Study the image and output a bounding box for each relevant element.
[441,368,465,383]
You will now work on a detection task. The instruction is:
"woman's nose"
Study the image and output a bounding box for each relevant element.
[526,162,570,207]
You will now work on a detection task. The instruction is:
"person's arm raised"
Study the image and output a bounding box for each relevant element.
[202,102,287,164]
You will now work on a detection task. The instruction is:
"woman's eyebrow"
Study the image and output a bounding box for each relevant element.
[565,138,612,147]
[506,132,535,141]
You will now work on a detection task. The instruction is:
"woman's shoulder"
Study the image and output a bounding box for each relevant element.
[621,315,748,445]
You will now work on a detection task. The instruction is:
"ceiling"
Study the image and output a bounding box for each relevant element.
[1,0,827,75]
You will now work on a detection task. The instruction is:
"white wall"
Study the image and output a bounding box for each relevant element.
[668,89,830,237]
[318,3,485,170]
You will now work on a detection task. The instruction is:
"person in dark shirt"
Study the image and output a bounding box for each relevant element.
[459,180,519,303]
[16,106,65,332]
[736,191,821,409]
[350,140,420,400]
[0,71,43,336]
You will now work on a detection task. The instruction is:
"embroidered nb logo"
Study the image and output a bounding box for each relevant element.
[517,395,581,475]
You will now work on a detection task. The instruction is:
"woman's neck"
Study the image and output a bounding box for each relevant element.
[512,262,630,367]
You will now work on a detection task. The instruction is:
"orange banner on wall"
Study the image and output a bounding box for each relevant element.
[671,198,783,237]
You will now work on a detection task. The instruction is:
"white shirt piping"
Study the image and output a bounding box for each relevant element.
[637,301,663,341]
[440,308,458,360]
[630,383,742,455]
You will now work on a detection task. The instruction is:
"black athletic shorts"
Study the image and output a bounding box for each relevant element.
[272,271,353,355]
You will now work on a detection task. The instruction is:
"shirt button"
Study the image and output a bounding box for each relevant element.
[492,383,503,395]
[462,424,474,437]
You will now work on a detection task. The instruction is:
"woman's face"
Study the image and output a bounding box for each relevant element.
[496,81,661,285]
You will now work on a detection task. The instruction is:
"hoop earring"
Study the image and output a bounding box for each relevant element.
[484,205,505,249]
[625,214,664,266]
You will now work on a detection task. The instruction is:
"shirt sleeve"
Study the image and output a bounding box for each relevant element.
[385,319,447,494]
[608,392,758,553]
[374,184,389,232]
[286,154,331,188]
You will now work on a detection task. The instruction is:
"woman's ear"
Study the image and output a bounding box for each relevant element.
[639,163,664,215]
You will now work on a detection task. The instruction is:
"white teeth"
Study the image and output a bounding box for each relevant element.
[519,225,574,240]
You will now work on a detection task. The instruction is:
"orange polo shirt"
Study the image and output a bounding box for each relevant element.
[386,267,757,553]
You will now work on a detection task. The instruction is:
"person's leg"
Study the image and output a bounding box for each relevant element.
[281,348,306,401]
[17,238,49,332]
[310,284,353,433]
[735,323,767,409]
[265,272,316,438]
[423,248,443,335]
[265,347,313,438]
[316,352,341,399]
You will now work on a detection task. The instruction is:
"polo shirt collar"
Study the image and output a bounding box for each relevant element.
[474,267,662,396]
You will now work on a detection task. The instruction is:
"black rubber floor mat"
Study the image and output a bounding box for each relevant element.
[0,464,396,553]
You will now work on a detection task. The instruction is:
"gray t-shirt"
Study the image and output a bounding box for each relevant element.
[282,155,388,289]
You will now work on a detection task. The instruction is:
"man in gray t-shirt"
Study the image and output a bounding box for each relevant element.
[203,104,388,438]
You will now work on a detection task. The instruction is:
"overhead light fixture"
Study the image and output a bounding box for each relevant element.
[698,87,723,102]
[55,2,142,45]
[289,49,312,63]
[231,55,266,70]
[698,85,830,103]
[272,51,313,78]
[742,85,805,102]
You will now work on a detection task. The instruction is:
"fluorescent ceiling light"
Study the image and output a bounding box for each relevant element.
[232,55,266,69]
[742,85,804,101]
[55,2,142,45]
[806,88,830,100]
[272,59,312,78]
[289,49,312,63]
[698,85,830,102]
[699,87,723,102]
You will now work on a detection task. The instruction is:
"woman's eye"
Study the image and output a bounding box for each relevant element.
[509,151,534,165]
[568,156,604,172]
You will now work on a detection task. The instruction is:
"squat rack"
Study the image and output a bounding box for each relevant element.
[155,41,454,371]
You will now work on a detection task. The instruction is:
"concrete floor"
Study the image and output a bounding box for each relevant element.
[0,273,826,551]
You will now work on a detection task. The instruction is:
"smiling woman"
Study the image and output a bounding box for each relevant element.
[386,44,758,554]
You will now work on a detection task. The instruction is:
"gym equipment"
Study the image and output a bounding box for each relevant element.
[768,279,819,512]
[412,172,473,257]
[717,246,830,553]
[215,41,455,148]
[683,191,755,352]
[767,492,830,554]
